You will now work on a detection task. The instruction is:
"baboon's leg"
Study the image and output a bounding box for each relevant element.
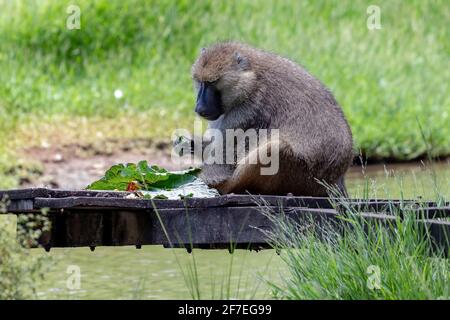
[216,140,326,196]
[214,140,272,194]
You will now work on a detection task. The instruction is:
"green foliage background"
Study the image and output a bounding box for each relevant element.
[0,0,449,187]
[0,212,52,299]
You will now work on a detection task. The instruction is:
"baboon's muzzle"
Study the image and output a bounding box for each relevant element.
[195,82,223,121]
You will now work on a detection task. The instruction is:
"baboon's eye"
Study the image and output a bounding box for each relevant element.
[206,79,219,86]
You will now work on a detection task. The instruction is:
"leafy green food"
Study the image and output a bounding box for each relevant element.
[86,161,200,191]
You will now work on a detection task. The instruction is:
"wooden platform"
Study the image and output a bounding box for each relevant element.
[0,188,449,253]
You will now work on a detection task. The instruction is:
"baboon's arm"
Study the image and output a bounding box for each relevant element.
[173,135,212,157]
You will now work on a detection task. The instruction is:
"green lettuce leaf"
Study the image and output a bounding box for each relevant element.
[86,161,201,191]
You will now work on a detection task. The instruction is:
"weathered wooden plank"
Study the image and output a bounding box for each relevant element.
[2,188,448,254]
[2,188,330,205]
[30,206,448,255]
[417,219,450,255]
[30,196,332,211]
[0,188,49,200]
[3,199,34,212]
[110,211,153,246]
[338,202,450,218]
[26,197,449,220]
[1,187,447,207]
[1,188,448,216]
[408,207,450,219]
[36,206,341,250]
[0,188,130,200]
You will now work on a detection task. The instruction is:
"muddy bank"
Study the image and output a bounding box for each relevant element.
[20,139,193,189]
[20,139,450,190]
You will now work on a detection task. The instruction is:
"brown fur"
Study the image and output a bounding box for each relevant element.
[191,42,353,196]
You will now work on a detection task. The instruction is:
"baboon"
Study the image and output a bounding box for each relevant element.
[187,42,353,196]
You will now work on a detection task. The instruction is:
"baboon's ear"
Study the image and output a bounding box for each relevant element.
[200,47,206,54]
[234,52,250,69]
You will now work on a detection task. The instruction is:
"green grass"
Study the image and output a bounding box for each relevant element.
[264,210,449,299]
[0,211,53,299]
[0,0,449,188]
[259,193,449,299]
[147,163,449,300]
[258,165,449,300]
[151,202,277,299]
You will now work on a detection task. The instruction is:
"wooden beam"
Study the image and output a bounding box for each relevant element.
[12,206,447,255]
[0,188,448,254]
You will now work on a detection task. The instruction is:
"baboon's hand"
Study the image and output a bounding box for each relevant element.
[173,135,194,156]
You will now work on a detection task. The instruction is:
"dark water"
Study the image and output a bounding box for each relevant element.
[27,161,449,299]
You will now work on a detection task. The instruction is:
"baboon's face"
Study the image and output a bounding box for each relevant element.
[192,46,256,120]
[193,80,222,121]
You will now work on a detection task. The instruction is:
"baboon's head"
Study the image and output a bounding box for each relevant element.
[191,42,257,121]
